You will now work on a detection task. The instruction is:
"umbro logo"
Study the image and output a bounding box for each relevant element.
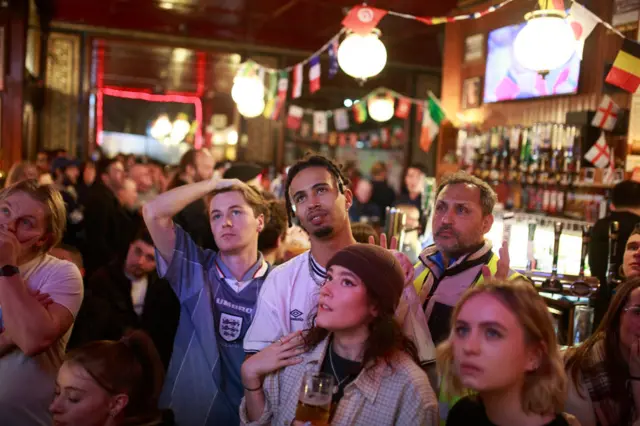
[290,309,304,321]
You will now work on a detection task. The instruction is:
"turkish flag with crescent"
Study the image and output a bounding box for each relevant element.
[341,6,388,35]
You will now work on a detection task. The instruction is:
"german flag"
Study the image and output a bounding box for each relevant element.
[605,39,640,94]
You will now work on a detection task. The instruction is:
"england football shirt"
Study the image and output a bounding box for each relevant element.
[243,250,326,353]
[156,225,269,426]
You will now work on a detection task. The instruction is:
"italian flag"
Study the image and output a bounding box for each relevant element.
[419,98,445,152]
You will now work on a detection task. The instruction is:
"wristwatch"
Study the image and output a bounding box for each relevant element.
[0,265,19,277]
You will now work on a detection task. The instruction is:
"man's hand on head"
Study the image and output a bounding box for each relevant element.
[215,178,245,190]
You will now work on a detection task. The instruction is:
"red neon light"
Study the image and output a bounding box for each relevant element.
[96,45,105,146]
[196,52,206,97]
[97,87,203,149]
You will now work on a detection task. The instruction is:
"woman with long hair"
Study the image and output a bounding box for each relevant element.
[438,279,573,426]
[565,277,640,426]
[240,244,438,425]
[50,330,169,426]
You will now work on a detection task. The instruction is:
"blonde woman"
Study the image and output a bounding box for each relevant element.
[437,279,576,426]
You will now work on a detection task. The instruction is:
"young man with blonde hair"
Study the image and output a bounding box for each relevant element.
[0,179,83,425]
[143,175,270,426]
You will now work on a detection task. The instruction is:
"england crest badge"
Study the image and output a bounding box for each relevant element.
[220,313,243,342]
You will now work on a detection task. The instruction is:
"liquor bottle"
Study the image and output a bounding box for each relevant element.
[571,225,592,296]
[606,221,622,292]
[542,222,564,292]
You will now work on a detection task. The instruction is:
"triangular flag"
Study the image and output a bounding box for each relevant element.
[292,64,303,99]
[338,133,347,147]
[309,56,321,94]
[419,98,445,153]
[287,105,303,129]
[334,108,349,131]
[568,2,598,59]
[328,37,339,79]
[353,102,367,124]
[584,132,611,168]
[313,111,328,134]
[341,6,388,35]
[277,71,289,101]
[395,97,411,119]
[591,95,620,131]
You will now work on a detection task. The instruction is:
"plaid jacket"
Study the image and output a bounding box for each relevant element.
[239,335,439,426]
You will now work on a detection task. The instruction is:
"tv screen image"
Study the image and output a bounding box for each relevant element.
[483,22,581,103]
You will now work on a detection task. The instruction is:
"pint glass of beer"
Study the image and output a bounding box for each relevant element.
[294,372,334,425]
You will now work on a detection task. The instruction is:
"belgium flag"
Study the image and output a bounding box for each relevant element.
[605,39,640,93]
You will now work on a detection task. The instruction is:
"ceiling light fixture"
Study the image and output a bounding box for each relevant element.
[337,29,387,81]
[513,0,576,75]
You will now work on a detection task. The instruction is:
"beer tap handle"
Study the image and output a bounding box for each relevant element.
[551,222,563,276]
[579,225,592,278]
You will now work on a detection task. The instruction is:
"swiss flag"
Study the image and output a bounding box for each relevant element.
[341,6,387,35]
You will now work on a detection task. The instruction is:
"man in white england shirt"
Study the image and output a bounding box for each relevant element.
[0,180,83,425]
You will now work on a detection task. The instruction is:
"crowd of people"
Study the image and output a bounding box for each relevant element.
[2,147,640,426]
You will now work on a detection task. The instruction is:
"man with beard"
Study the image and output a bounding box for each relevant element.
[67,227,179,370]
[412,171,520,347]
[243,154,357,353]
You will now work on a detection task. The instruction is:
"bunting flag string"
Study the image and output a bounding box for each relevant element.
[241,0,637,82]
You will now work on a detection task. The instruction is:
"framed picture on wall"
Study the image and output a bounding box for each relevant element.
[461,77,482,109]
[464,33,484,63]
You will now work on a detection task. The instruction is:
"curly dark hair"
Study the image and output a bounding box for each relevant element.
[284,153,350,227]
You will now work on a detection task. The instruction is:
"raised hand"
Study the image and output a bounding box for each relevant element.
[481,240,511,282]
[369,233,415,286]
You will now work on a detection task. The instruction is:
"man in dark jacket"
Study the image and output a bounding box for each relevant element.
[69,228,179,369]
[370,161,396,225]
[589,180,640,326]
[82,158,134,275]
[167,149,217,251]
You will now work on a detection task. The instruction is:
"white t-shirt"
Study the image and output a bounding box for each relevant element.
[243,251,325,353]
[0,254,83,425]
[130,276,148,317]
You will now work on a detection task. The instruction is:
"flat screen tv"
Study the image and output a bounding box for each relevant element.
[483,22,581,103]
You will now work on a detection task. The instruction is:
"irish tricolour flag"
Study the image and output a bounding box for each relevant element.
[419,98,445,153]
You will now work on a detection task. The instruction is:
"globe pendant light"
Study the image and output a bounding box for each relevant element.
[368,93,394,122]
[513,2,576,75]
[237,98,265,118]
[337,29,387,81]
[231,75,265,105]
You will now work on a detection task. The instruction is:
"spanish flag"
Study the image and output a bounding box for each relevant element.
[605,39,640,94]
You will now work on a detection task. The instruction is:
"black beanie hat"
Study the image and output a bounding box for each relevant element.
[327,244,404,314]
